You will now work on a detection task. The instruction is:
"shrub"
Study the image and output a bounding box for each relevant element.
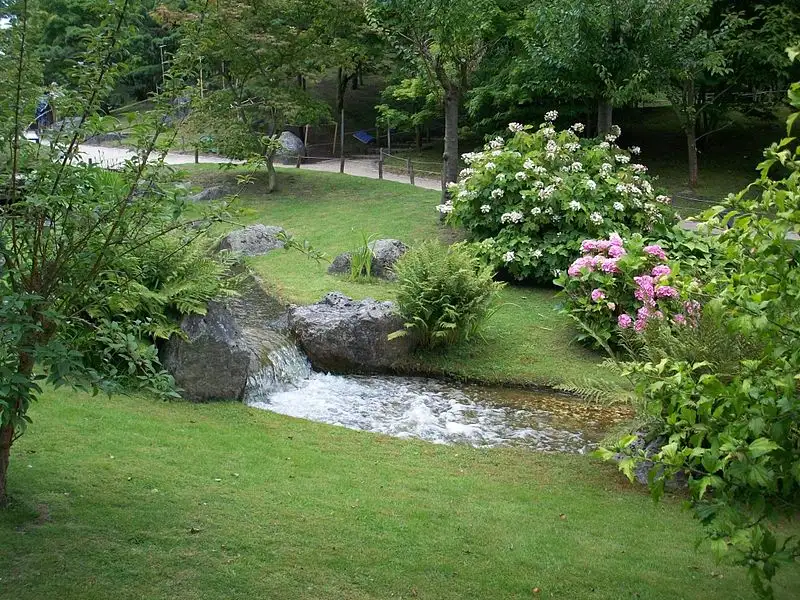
[598,67,800,599]
[443,113,674,283]
[392,242,504,348]
[555,232,695,353]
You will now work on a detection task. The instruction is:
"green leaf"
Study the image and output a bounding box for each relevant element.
[749,438,779,459]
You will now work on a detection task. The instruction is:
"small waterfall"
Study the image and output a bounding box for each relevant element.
[244,331,312,401]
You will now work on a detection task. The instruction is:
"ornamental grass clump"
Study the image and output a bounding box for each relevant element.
[391,242,504,349]
[443,112,674,283]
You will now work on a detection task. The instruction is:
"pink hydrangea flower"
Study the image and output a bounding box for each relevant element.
[568,256,594,277]
[591,289,606,302]
[651,265,671,278]
[600,258,621,273]
[673,314,686,325]
[644,244,667,261]
[655,285,679,299]
[609,232,624,247]
[607,245,627,258]
[618,314,633,329]
[596,240,612,252]
[634,318,648,332]
[581,239,599,253]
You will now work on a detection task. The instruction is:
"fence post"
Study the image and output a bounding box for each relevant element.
[339,109,345,174]
[378,148,384,180]
[387,125,392,155]
[332,121,338,155]
[194,148,199,164]
[295,152,302,168]
[407,158,415,186]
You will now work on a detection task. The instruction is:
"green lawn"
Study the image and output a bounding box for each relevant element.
[2,389,799,600]
[184,165,611,388]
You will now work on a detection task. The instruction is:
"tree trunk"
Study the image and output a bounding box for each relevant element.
[336,67,348,118]
[0,423,13,506]
[266,154,277,193]
[443,87,460,189]
[686,125,698,188]
[597,99,613,135]
[0,350,34,506]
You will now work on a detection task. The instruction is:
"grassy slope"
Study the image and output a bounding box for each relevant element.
[185,166,610,387]
[2,389,799,600]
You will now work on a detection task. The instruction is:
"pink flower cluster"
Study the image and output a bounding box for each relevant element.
[617,251,690,332]
[569,233,626,277]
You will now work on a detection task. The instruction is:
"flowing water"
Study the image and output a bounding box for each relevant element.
[244,336,631,454]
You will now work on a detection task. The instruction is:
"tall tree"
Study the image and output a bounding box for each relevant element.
[178,0,330,192]
[366,0,503,188]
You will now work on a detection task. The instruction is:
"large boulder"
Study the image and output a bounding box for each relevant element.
[327,239,408,280]
[160,274,302,401]
[275,130,305,164]
[189,185,230,202]
[218,224,286,256]
[288,292,416,373]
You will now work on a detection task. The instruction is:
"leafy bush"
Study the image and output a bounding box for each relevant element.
[443,113,674,283]
[555,232,695,353]
[392,242,504,348]
[599,67,800,599]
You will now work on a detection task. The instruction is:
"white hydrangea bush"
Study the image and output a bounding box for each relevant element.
[441,113,674,282]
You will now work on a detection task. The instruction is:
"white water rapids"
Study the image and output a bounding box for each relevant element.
[243,336,627,454]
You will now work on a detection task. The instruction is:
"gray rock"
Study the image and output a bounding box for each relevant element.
[369,239,408,279]
[218,224,286,256]
[288,292,416,373]
[189,185,230,202]
[160,274,296,402]
[614,432,687,489]
[85,131,124,144]
[327,239,408,280]
[275,131,305,164]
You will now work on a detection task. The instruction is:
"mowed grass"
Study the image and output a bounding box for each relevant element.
[184,165,610,387]
[2,389,799,600]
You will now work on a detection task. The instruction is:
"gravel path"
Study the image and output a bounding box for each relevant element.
[77,145,443,191]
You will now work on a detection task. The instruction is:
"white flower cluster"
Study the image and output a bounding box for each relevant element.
[459,168,474,179]
[614,154,630,164]
[539,185,556,199]
[545,140,558,156]
[491,149,503,157]
[501,211,525,224]
[461,152,482,164]
[598,141,611,150]
[508,122,524,133]
[503,251,516,263]
[532,165,547,175]
[613,201,625,211]
[541,126,556,138]
[565,142,581,153]
[458,189,477,200]
[530,206,542,215]
[590,212,604,224]
[585,179,597,191]
[544,110,558,122]
[532,249,543,259]
[655,195,671,204]
[523,158,535,170]
[570,122,585,133]
[569,162,583,172]
[630,163,648,173]
[437,201,454,214]
[605,133,618,143]
[491,188,504,199]
[480,204,492,213]
[610,125,622,137]
[488,137,504,150]
[484,161,496,171]
[629,146,641,155]
[496,173,507,182]
[600,163,613,175]
[515,171,527,181]
[569,200,582,211]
